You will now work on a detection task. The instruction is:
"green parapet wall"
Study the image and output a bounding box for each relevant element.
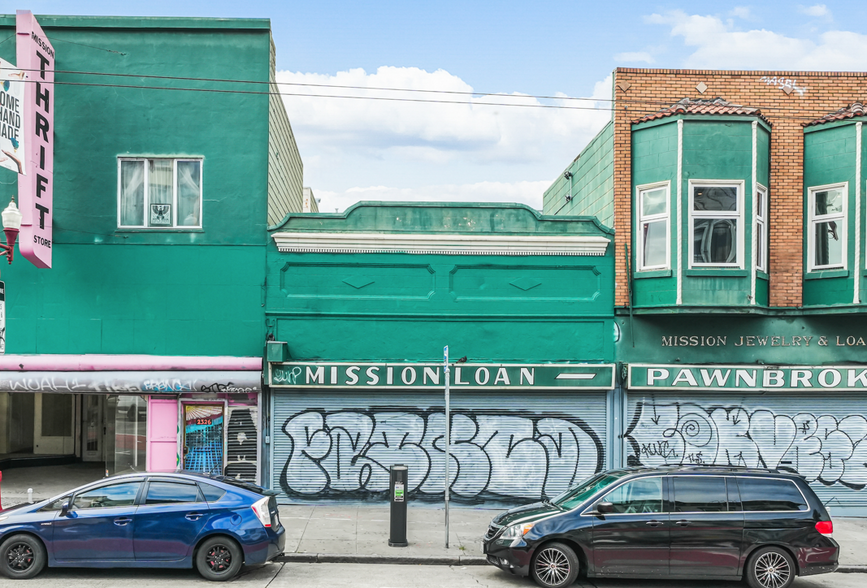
[266,202,616,363]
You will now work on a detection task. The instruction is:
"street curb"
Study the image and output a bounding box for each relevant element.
[276,553,489,566]
[837,566,867,573]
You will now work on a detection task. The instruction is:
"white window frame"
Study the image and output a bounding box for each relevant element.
[756,185,768,273]
[688,179,745,269]
[117,157,203,229]
[635,181,670,271]
[807,182,848,272]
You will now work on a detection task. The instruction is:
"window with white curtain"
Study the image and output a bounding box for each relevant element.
[689,181,743,268]
[118,158,202,228]
[636,182,670,271]
[807,183,846,271]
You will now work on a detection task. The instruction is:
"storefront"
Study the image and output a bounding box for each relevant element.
[267,361,615,504]
[263,201,617,505]
[618,315,867,516]
[0,355,263,483]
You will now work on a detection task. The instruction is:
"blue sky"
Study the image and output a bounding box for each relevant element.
[12,1,867,211]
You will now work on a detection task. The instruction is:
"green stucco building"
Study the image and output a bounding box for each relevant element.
[0,13,309,483]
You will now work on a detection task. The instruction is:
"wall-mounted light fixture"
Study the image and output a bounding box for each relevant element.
[0,197,23,264]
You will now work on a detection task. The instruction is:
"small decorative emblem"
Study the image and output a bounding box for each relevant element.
[150,204,172,226]
[695,82,708,94]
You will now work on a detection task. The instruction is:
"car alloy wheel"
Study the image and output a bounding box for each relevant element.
[748,547,795,588]
[0,534,47,579]
[5,542,34,572]
[530,542,579,588]
[196,536,243,582]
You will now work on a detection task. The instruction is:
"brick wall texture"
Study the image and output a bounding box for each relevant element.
[612,68,867,308]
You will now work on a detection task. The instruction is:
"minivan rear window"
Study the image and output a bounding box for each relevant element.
[737,478,807,511]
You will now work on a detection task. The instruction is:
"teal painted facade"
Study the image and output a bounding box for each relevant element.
[803,120,867,307]
[542,122,614,224]
[0,15,303,482]
[0,15,276,354]
[264,202,618,504]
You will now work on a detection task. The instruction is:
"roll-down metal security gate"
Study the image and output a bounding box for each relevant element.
[271,390,609,505]
[625,391,867,514]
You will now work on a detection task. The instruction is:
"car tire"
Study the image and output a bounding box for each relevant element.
[530,542,579,588]
[745,546,796,588]
[0,534,47,579]
[195,536,243,582]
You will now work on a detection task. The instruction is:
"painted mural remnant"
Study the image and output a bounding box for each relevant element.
[279,409,603,503]
[626,401,867,489]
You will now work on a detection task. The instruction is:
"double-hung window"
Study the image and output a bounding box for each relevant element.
[637,182,670,271]
[689,181,743,267]
[756,186,768,272]
[118,158,202,228]
[807,183,846,271]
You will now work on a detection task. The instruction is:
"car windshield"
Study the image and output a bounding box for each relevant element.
[550,472,626,510]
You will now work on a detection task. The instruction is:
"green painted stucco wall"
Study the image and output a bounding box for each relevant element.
[0,15,276,356]
[543,122,614,223]
[802,121,865,307]
[630,118,770,309]
[266,203,615,363]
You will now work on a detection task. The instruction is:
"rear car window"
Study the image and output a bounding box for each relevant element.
[145,481,203,505]
[199,482,227,503]
[737,478,808,511]
[673,476,727,512]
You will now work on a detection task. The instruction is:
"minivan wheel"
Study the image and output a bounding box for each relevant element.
[746,546,796,588]
[530,542,579,588]
[195,536,243,581]
[0,534,47,579]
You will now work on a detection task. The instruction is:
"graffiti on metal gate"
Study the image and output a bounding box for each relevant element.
[278,409,604,502]
[626,401,867,489]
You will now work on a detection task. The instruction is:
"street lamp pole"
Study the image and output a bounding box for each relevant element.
[443,345,450,549]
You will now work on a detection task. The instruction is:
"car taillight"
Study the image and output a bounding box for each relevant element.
[251,496,271,528]
[815,520,833,536]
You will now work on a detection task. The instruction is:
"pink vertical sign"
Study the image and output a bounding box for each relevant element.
[16,11,53,269]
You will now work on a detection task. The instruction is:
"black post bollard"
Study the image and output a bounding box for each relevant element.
[389,464,408,547]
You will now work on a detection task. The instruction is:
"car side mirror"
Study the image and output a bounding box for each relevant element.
[596,501,615,514]
[60,499,71,517]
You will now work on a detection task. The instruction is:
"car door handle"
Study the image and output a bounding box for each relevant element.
[645,520,664,527]
[114,517,132,526]
[675,520,691,527]
[185,512,204,521]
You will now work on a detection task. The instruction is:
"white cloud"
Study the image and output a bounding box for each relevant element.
[277,67,611,164]
[614,51,656,64]
[798,4,831,18]
[315,180,551,213]
[729,7,753,20]
[276,67,612,210]
[647,9,866,70]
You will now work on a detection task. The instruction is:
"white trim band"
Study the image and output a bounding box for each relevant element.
[271,232,611,256]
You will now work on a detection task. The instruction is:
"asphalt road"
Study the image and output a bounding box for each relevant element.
[0,563,862,588]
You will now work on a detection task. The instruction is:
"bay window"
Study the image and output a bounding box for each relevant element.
[637,182,670,271]
[118,158,202,228]
[807,184,846,271]
[689,181,743,268]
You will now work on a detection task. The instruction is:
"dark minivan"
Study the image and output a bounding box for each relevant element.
[483,466,838,588]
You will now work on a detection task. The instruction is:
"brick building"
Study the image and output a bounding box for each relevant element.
[544,69,867,514]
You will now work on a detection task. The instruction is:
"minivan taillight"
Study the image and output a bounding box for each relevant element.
[251,496,271,528]
[815,520,833,536]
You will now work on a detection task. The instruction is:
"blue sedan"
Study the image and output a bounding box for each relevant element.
[0,471,285,581]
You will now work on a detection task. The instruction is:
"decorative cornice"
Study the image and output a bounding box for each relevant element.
[271,232,611,256]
